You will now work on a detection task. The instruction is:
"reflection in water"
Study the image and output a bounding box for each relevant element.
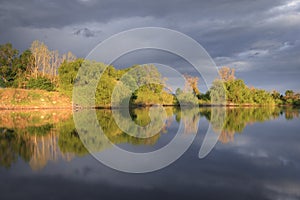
[0,128,33,168]
[201,107,284,143]
[0,110,74,170]
[0,107,299,170]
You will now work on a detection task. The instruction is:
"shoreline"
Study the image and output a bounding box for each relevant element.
[0,106,74,110]
[1,88,297,110]
[0,104,296,111]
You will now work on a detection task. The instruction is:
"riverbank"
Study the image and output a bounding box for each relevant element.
[1,88,297,110]
[0,88,72,110]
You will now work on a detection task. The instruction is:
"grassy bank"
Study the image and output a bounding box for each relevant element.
[0,88,72,109]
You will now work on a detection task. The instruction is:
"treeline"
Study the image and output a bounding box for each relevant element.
[59,60,300,107]
[209,67,300,106]
[58,59,174,106]
[0,41,76,91]
[1,41,299,106]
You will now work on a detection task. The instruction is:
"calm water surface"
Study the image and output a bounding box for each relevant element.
[0,107,299,200]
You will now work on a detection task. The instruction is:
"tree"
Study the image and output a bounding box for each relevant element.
[30,40,50,78]
[118,65,167,106]
[271,90,283,105]
[284,90,299,105]
[0,43,19,68]
[225,79,252,104]
[210,79,226,105]
[62,51,77,63]
[184,74,200,96]
[0,43,19,86]
[58,59,83,97]
[11,50,35,88]
[218,66,235,81]
[285,90,294,98]
[251,89,275,105]
[271,90,281,99]
[49,50,60,81]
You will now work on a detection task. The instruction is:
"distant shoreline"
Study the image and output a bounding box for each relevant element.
[0,88,297,110]
[1,103,296,111]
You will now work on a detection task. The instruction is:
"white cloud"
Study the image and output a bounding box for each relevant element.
[269,0,300,13]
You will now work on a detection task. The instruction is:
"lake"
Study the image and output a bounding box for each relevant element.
[0,107,300,200]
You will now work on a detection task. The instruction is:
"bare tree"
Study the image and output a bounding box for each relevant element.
[30,40,41,78]
[30,40,77,81]
[62,51,77,63]
[218,66,235,81]
[50,50,60,81]
[184,74,200,96]
[30,40,50,78]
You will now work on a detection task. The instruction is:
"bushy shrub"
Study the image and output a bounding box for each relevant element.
[26,77,55,91]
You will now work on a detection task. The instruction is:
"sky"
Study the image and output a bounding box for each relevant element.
[0,0,300,93]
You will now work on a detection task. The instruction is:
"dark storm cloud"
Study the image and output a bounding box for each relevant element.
[0,0,299,92]
[0,0,285,28]
[74,27,97,37]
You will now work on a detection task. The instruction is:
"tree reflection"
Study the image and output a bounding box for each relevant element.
[173,107,201,134]
[0,111,73,170]
[0,128,34,168]
[0,107,299,170]
[202,107,286,143]
[76,108,174,152]
[284,107,300,120]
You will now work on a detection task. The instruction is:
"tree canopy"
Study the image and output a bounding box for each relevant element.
[1,41,299,107]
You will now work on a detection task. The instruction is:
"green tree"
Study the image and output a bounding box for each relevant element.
[0,43,19,68]
[11,49,34,88]
[251,88,275,105]
[58,58,83,97]
[285,90,294,97]
[210,79,226,105]
[0,43,19,86]
[271,90,283,105]
[225,79,251,104]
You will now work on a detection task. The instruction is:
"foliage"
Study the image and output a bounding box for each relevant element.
[282,90,300,106]
[184,74,200,96]
[218,66,235,81]
[64,61,175,107]
[174,88,198,106]
[58,59,83,97]
[251,88,274,105]
[1,42,299,107]
[209,79,226,104]
[27,77,55,91]
[200,106,283,143]
[209,67,276,105]
[1,106,300,169]
[0,128,34,168]
[57,117,88,156]
[1,41,76,90]
[0,43,19,87]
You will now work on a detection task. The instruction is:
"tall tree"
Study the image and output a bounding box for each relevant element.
[0,43,19,85]
[30,40,50,78]
[184,74,200,96]
[62,51,76,63]
[0,43,19,67]
[49,50,60,81]
[218,66,235,81]
[12,50,34,88]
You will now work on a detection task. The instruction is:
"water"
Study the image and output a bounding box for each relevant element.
[0,107,300,200]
